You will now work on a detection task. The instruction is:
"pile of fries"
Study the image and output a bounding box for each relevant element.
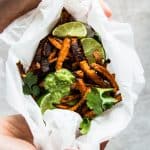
[17,9,122,122]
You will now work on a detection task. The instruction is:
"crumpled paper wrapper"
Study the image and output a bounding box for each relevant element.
[0,0,145,149]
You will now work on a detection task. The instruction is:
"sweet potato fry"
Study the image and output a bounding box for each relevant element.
[112,73,115,78]
[16,61,26,78]
[93,50,103,64]
[48,37,62,49]
[81,105,89,115]
[72,62,79,69]
[56,38,71,70]
[80,60,107,88]
[48,51,56,62]
[75,78,87,96]
[84,110,96,119]
[49,57,57,63]
[91,63,119,91]
[74,70,84,78]
[115,93,122,102]
[55,104,69,109]
[61,95,80,103]
[69,88,90,111]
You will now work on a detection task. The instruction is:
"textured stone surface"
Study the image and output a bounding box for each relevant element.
[105,0,150,149]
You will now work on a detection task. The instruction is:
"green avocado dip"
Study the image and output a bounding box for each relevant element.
[38,69,75,113]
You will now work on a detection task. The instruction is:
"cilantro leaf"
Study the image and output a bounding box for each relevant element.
[22,71,40,97]
[97,88,117,111]
[23,72,38,88]
[86,88,103,115]
[86,88,117,115]
[23,84,31,95]
[80,118,91,135]
[31,85,40,97]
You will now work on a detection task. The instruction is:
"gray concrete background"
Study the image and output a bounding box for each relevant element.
[105,0,150,149]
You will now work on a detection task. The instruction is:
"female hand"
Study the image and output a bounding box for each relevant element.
[0,115,36,150]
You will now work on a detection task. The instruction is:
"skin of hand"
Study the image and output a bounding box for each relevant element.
[0,0,41,32]
[0,0,111,150]
[0,115,36,150]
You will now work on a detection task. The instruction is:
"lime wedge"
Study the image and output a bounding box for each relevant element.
[81,38,106,64]
[52,22,87,38]
[39,93,52,113]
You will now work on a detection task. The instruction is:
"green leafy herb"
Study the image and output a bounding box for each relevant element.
[23,72,40,97]
[80,118,91,135]
[23,84,31,95]
[86,88,117,115]
[23,72,38,88]
[32,85,40,97]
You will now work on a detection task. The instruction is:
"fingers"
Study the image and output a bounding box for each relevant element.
[0,0,41,32]
[99,0,112,17]
[0,135,36,150]
[100,141,109,150]
[0,115,33,144]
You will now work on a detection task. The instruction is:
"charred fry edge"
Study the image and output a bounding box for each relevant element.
[80,60,108,88]
[61,95,80,103]
[69,88,90,111]
[74,78,87,96]
[74,70,84,78]
[48,37,62,50]
[49,57,57,63]
[48,51,57,62]
[55,104,70,109]
[84,110,96,119]
[16,61,26,78]
[91,63,119,91]
[115,93,122,102]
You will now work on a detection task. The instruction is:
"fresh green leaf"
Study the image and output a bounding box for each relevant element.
[86,88,103,115]
[86,88,117,115]
[97,88,117,111]
[23,72,38,88]
[22,72,40,97]
[31,85,40,97]
[23,84,31,95]
[80,118,91,135]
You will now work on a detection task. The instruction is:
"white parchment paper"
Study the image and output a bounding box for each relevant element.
[0,0,145,149]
